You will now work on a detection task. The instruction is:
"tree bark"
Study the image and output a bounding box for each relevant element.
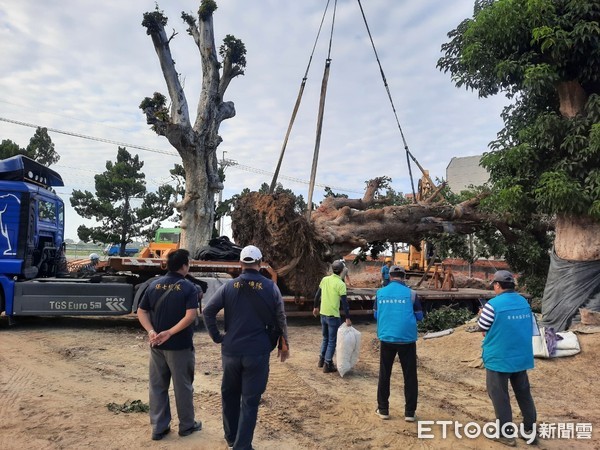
[556,80,588,118]
[554,215,600,261]
[143,7,238,256]
[231,181,511,297]
[539,81,600,330]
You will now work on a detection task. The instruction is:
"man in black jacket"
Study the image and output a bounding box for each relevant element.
[138,249,203,441]
[203,245,289,450]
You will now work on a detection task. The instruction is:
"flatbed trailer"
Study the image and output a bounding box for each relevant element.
[277,287,503,317]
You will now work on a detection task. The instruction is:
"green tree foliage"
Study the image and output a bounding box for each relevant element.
[417,305,474,333]
[0,139,21,159]
[437,0,600,296]
[70,147,176,252]
[0,127,59,166]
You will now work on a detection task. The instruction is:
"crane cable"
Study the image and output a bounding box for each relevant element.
[269,0,333,194]
[306,0,338,218]
[356,0,423,203]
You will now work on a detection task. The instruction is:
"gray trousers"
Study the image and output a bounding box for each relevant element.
[149,347,196,433]
[486,369,537,433]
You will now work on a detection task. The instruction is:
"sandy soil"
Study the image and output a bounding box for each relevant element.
[0,314,598,450]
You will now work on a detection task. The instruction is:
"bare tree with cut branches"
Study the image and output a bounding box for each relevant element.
[140,0,246,255]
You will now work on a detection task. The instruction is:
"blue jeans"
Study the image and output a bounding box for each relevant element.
[221,353,270,450]
[320,315,341,363]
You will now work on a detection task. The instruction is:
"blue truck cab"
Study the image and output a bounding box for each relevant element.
[0,155,133,318]
[104,244,139,257]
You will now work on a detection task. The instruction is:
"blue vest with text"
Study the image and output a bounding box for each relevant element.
[482,291,534,373]
[376,282,417,343]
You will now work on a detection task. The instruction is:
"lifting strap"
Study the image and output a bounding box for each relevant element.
[356,0,421,203]
[269,1,333,194]
[306,0,338,218]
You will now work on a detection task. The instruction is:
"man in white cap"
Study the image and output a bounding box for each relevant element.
[79,253,100,276]
[478,270,537,446]
[203,245,289,450]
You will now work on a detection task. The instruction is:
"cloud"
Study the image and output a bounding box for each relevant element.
[0,0,508,240]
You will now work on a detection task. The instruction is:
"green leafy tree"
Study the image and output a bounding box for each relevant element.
[141,1,246,255]
[0,139,21,159]
[438,1,600,302]
[0,127,59,165]
[70,147,176,254]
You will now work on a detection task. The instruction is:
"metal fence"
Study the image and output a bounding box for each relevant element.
[65,243,104,259]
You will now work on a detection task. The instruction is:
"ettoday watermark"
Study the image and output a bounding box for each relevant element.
[417,420,593,444]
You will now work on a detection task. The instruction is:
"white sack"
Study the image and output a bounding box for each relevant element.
[335,323,361,377]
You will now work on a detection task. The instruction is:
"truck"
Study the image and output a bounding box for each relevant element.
[0,155,278,321]
[0,156,493,322]
[138,227,180,258]
[104,244,139,257]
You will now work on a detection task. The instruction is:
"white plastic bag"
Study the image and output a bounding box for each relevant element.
[554,331,580,357]
[532,326,550,358]
[335,323,361,377]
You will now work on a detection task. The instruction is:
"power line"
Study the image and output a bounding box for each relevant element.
[0,116,363,194]
[231,162,363,194]
[0,116,177,156]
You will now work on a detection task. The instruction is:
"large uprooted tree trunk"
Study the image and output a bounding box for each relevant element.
[232,178,500,297]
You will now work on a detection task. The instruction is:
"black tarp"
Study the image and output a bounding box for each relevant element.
[195,236,242,261]
[541,249,600,331]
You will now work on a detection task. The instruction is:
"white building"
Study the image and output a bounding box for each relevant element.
[446,155,489,194]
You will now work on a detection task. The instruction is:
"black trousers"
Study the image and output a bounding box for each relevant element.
[377,341,418,416]
[486,369,537,433]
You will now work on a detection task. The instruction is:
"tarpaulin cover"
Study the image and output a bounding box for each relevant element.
[541,249,600,331]
[195,236,242,261]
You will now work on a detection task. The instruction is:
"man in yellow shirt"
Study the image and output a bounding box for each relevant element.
[312,260,352,373]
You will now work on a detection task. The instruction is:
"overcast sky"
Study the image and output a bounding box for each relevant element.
[0,0,509,241]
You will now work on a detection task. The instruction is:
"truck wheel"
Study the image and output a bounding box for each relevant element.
[0,290,4,315]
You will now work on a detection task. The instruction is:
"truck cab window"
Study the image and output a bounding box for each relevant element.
[39,200,56,222]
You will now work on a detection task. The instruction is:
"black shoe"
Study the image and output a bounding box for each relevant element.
[151,427,170,441]
[376,409,390,420]
[520,433,539,445]
[323,361,336,373]
[179,421,202,437]
[318,356,325,368]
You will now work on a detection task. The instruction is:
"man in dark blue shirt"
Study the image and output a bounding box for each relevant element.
[138,249,203,441]
[203,245,289,450]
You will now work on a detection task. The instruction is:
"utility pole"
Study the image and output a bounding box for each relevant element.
[217,151,236,236]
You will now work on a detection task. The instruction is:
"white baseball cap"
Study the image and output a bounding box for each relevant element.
[240,245,262,263]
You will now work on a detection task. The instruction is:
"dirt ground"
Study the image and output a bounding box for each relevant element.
[0,314,598,450]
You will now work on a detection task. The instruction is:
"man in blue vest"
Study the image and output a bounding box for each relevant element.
[478,270,537,447]
[381,257,392,286]
[374,265,423,422]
